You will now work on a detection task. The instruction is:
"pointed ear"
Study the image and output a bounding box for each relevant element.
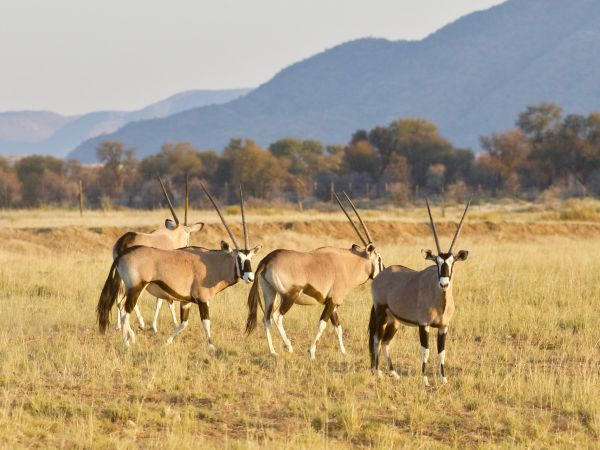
[421,249,436,260]
[165,219,177,230]
[187,222,204,233]
[351,244,361,252]
[250,244,262,255]
[455,250,469,261]
[221,241,230,251]
[366,243,376,254]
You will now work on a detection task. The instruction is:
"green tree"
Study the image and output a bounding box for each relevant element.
[97,141,137,200]
[517,103,563,142]
[15,155,65,206]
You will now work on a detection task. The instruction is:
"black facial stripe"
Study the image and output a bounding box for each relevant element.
[243,259,252,274]
[440,262,450,277]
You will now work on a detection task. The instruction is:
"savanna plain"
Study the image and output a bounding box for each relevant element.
[0,200,599,449]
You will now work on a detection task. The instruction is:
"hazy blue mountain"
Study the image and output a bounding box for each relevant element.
[70,0,600,162]
[0,111,75,143]
[0,89,250,157]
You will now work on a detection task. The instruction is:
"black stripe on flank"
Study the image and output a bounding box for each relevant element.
[151,280,193,302]
[387,310,420,326]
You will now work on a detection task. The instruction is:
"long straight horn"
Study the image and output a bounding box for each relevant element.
[334,191,367,246]
[425,198,441,254]
[343,192,374,244]
[200,183,240,250]
[240,185,249,250]
[158,176,179,225]
[184,174,189,226]
[448,198,471,253]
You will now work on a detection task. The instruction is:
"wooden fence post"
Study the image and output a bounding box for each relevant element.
[78,180,84,216]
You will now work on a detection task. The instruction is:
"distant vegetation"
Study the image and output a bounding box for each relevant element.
[1,103,600,209]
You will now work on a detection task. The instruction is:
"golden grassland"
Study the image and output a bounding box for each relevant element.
[0,204,599,448]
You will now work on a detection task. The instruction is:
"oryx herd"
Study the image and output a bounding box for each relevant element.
[96,178,470,385]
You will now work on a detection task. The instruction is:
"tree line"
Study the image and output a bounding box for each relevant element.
[1,102,599,209]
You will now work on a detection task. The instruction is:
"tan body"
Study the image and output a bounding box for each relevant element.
[371,265,455,328]
[97,242,259,349]
[112,219,204,332]
[118,246,238,304]
[247,244,382,358]
[263,247,375,305]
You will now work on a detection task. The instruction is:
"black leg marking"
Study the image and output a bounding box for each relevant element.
[180,304,191,323]
[438,329,447,378]
[279,294,296,316]
[198,302,210,321]
[419,325,429,376]
[382,321,400,372]
[319,299,335,322]
[330,310,340,328]
[124,286,144,313]
[371,305,388,371]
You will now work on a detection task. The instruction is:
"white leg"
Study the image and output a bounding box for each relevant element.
[121,311,129,345]
[133,303,145,329]
[121,312,135,347]
[438,350,447,384]
[264,317,277,356]
[272,310,293,353]
[333,325,346,354]
[151,298,163,333]
[165,320,188,345]
[309,320,327,360]
[168,301,178,326]
[202,319,217,353]
[259,278,278,356]
[115,304,122,330]
[383,343,400,379]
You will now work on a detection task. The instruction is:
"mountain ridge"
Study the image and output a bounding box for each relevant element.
[0,88,251,157]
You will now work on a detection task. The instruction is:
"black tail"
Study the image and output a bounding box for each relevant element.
[97,258,122,333]
[368,305,377,365]
[245,259,268,335]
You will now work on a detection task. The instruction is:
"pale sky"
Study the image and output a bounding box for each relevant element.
[0,0,504,115]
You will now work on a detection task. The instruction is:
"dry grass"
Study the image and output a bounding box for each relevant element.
[3,197,600,229]
[0,207,599,448]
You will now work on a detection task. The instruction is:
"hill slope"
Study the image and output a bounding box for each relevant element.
[0,89,250,157]
[70,0,600,162]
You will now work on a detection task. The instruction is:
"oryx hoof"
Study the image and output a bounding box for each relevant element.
[390,370,400,380]
[372,369,383,378]
[285,344,294,353]
[207,344,218,354]
[150,324,158,333]
[165,336,174,346]
[439,376,448,385]
[340,347,347,355]
[422,376,431,387]
[308,348,316,360]
[269,351,278,357]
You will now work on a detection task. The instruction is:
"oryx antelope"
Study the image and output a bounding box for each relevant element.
[113,176,204,332]
[369,199,470,386]
[246,192,384,359]
[97,185,261,350]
